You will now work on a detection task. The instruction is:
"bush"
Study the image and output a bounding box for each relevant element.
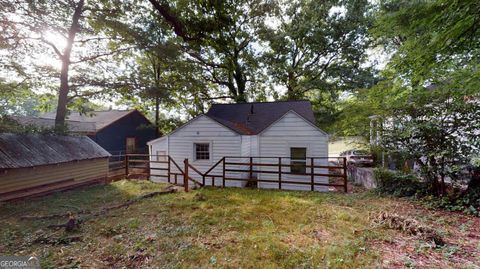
[374,168,480,217]
[374,168,427,197]
[422,189,480,217]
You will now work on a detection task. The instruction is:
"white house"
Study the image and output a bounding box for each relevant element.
[147,101,330,191]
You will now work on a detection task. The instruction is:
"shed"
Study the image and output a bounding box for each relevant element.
[12,109,158,155]
[148,101,329,191]
[0,133,111,201]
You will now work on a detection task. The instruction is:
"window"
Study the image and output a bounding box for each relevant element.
[290,147,307,174]
[194,143,210,161]
[126,137,136,153]
[156,151,166,161]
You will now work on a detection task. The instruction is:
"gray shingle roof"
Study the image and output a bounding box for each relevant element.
[41,110,137,132]
[9,115,96,133]
[0,133,110,169]
[205,100,316,135]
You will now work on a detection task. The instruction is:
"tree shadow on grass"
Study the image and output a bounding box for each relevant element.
[0,180,168,220]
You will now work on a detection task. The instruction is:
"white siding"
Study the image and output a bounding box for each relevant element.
[149,112,330,192]
[258,111,329,191]
[149,137,169,182]
[150,115,243,187]
[241,136,251,157]
[250,135,259,156]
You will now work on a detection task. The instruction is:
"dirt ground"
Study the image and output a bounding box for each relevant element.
[1,180,479,268]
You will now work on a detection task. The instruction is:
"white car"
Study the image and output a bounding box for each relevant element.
[339,150,374,167]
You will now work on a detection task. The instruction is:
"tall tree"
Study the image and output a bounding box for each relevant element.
[0,0,133,131]
[372,0,480,86]
[108,4,208,132]
[148,0,278,103]
[358,0,480,193]
[261,0,372,100]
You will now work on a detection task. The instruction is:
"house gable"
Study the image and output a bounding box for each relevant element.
[167,115,239,138]
[259,110,328,137]
[205,100,316,135]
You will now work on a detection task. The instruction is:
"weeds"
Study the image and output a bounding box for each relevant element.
[0,180,478,268]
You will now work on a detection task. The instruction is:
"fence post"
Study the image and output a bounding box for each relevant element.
[278,157,282,190]
[125,154,129,179]
[311,157,314,191]
[343,157,348,193]
[147,154,151,181]
[249,157,253,181]
[222,157,226,188]
[184,158,189,192]
[167,156,171,183]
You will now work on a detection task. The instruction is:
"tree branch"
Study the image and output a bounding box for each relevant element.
[147,0,199,42]
[69,46,135,64]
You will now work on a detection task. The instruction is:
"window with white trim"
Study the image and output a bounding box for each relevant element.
[194,143,210,161]
[290,147,307,174]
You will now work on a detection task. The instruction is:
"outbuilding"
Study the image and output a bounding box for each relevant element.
[0,133,111,201]
[148,101,330,191]
[11,109,158,155]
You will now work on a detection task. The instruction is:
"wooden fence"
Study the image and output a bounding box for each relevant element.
[109,154,348,193]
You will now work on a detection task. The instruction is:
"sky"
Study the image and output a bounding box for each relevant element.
[1,2,389,119]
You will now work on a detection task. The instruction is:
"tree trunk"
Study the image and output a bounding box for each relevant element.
[233,59,246,103]
[155,94,160,138]
[153,58,162,138]
[54,0,85,131]
[467,168,480,192]
[286,71,298,100]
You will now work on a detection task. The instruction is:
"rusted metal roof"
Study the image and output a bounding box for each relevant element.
[206,101,316,135]
[0,133,111,169]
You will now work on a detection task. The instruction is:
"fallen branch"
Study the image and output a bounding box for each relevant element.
[43,188,177,232]
[60,204,81,211]
[21,187,177,221]
[33,234,82,245]
[47,213,79,232]
[21,210,89,220]
[91,188,177,216]
[370,212,445,246]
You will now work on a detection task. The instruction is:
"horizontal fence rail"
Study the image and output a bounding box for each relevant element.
[109,154,348,193]
[219,156,348,192]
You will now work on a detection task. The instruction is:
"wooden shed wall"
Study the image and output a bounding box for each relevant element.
[0,158,108,201]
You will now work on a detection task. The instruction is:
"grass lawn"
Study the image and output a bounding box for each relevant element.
[1,180,479,268]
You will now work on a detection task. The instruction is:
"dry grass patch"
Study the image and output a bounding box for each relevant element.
[1,180,479,268]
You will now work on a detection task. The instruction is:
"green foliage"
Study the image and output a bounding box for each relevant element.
[0,0,137,127]
[0,80,52,117]
[374,168,426,197]
[374,169,480,217]
[344,0,480,195]
[0,116,62,134]
[261,0,373,100]
[369,145,385,167]
[470,156,480,169]
[148,0,278,103]
[422,189,480,217]
[373,0,480,84]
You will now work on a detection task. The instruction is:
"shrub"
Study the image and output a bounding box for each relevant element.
[422,189,480,217]
[374,168,427,197]
[373,161,480,216]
